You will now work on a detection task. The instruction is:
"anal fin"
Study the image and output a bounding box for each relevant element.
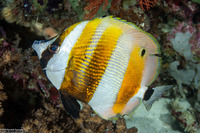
[59,90,80,119]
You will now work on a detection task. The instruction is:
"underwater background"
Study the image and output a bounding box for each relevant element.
[0,0,200,132]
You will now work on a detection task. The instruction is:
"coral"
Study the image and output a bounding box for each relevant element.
[0,0,200,132]
[0,30,39,90]
[109,0,150,31]
[168,31,200,132]
[110,0,122,11]
[32,0,48,14]
[137,0,159,11]
[22,99,80,132]
[1,0,78,36]
[126,98,182,133]
[164,0,199,20]
[76,102,137,133]
[83,0,110,20]
[67,0,85,20]
[0,26,58,128]
[164,0,200,60]
[1,7,16,23]
[0,24,57,99]
[170,31,194,61]
[144,0,200,132]
[162,2,200,130]
[22,98,138,132]
[0,81,7,128]
[0,82,7,103]
[81,0,159,20]
[167,22,200,61]
[171,98,199,133]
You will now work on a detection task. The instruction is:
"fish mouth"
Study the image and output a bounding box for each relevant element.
[32,41,44,58]
[32,37,58,59]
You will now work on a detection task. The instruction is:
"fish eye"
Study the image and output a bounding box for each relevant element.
[141,49,146,57]
[48,44,60,54]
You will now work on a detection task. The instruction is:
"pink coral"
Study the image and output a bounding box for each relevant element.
[167,21,200,59]
[165,0,200,60]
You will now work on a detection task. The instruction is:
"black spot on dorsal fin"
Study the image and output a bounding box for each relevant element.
[59,90,80,119]
[141,49,146,57]
[143,87,154,101]
[143,85,173,111]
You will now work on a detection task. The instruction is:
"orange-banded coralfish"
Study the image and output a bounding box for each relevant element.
[32,16,168,120]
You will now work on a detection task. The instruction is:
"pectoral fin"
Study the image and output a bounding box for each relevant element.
[59,90,80,119]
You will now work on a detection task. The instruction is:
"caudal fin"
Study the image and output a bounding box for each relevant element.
[143,85,173,111]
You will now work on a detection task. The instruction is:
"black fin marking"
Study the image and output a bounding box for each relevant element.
[143,87,154,101]
[143,85,173,111]
[59,90,80,119]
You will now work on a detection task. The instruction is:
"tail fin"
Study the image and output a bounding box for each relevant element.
[143,85,173,111]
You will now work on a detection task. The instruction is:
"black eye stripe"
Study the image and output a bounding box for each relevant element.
[40,50,53,69]
[40,39,61,69]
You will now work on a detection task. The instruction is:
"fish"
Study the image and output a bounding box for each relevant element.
[32,16,169,120]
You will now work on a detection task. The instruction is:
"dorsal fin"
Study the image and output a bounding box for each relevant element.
[59,90,80,119]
